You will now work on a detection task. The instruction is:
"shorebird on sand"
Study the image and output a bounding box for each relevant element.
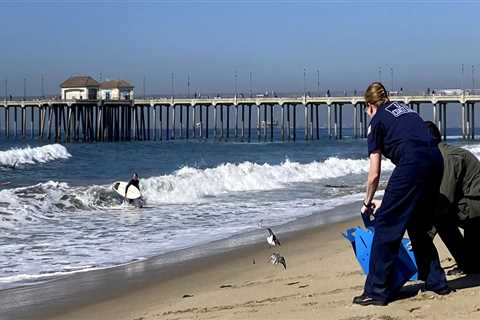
[270,253,286,270]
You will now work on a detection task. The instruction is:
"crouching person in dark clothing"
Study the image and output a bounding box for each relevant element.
[426,121,480,274]
[353,82,451,306]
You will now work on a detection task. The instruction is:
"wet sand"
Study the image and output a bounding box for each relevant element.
[2,205,480,320]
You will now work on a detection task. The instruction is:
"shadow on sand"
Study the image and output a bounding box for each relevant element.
[390,273,480,303]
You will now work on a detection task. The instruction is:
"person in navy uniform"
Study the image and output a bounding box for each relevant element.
[353,82,452,306]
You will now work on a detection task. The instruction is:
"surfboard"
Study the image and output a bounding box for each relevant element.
[112,181,142,200]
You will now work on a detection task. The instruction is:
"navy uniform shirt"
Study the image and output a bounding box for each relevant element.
[368,101,435,166]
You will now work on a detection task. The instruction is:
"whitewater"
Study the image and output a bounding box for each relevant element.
[0,157,391,228]
[0,144,71,168]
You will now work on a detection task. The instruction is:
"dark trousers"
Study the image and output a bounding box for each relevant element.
[437,216,480,273]
[435,213,465,271]
[364,154,447,301]
[463,217,480,273]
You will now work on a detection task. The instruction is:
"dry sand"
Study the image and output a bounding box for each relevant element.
[39,217,480,320]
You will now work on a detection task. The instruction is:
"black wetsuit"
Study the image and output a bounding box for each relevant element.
[125,179,140,203]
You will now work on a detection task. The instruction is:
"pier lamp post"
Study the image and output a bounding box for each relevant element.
[171,72,175,99]
[378,66,382,82]
[249,71,253,98]
[23,78,26,101]
[317,68,320,96]
[187,73,191,98]
[472,65,475,91]
[143,76,146,99]
[234,70,238,98]
[390,67,394,91]
[4,78,7,102]
[41,75,45,98]
[303,67,307,97]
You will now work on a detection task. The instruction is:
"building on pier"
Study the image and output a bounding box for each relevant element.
[99,80,134,100]
[60,75,99,100]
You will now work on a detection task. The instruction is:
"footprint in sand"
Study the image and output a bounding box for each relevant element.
[337,270,363,277]
[182,294,194,298]
[340,315,374,320]
[408,306,421,313]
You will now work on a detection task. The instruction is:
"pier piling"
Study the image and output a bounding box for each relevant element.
[248,104,252,142]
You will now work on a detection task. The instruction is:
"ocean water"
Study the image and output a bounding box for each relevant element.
[0,128,477,290]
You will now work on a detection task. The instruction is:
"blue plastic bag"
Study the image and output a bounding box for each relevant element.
[343,222,418,291]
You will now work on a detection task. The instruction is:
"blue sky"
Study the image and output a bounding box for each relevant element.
[0,0,479,96]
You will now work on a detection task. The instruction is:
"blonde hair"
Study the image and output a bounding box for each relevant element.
[364,82,389,107]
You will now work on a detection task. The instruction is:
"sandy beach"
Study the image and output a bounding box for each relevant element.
[2,202,480,320]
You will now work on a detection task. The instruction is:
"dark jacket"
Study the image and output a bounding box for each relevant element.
[438,142,480,221]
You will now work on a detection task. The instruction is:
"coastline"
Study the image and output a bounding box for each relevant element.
[2,200,478,320]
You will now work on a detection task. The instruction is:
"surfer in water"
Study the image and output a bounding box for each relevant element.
[125,173,141,206]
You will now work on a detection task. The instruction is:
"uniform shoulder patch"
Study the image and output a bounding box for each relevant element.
[385,102,415,118]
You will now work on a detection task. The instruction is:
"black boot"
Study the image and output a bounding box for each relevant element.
[352,293,388,306]
[422,286,455,295]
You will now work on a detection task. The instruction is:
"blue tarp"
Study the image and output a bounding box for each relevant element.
[343,222,418,291]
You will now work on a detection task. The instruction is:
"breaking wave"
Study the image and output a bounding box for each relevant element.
[0,157,394,228]
[462,144,480,158]
[0,144,71,168]
[141,158,395,203]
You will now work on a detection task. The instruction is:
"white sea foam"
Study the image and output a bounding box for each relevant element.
[0,144,71,167]
[0,261,143,289]
[141,157,395,204]
[0,266,103,285]
[0,157,391,228]
[462,144,480,158]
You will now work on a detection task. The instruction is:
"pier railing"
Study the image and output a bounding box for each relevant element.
[0,93,479,143]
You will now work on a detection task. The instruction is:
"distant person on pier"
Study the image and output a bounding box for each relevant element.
[353,82,450,306]
[425,121,480,274]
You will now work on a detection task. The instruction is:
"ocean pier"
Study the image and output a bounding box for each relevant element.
[1,93,479,143]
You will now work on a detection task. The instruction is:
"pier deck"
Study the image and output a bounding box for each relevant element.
[1,93,478,142]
